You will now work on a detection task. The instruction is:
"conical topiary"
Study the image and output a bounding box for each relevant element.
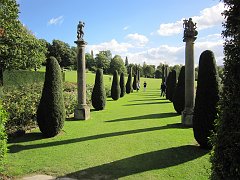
[120,72,125,97]
[111,70,120,100]
[91,69,106,110]
[173,66,185,114]
[132,74,137,90]
[37,56,65,138]
[193,50,219,149]
[166,70,177,101]
[126,67,132,94]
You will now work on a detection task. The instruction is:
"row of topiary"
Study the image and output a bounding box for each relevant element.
[165,50,219,149]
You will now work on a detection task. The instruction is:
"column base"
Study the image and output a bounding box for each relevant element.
[74,104,90,120]
[181,109,193,127]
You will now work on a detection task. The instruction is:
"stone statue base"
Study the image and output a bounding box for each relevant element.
[74,104,90,120]
[181,109,193,127]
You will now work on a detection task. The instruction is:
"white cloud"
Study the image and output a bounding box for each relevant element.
[123,26,129,30]
[48,16,64,25]
[126,33,149,47]
[87,39,133,55]
[157,2,225,36]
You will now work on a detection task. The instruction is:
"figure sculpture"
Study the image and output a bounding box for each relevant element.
[77,21,85,40]
[183,18,198,40]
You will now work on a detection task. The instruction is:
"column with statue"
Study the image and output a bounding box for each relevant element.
[74,21,90,120]
[181,18,198,126]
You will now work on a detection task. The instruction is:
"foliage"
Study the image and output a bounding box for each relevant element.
[172,66,185,114]
[126,67,132,94]
[37,57,65,138]
[2,83,42,135]
[48,39,76,68]
[91,69,106,110]
[111,70,120,100]
[143,64,155,78]
[211,1,240,179]
[86,53,96,72]
[193,50,219,149]
[166,70,176,102]
[0,102,8,173]
[132,74,137,90]
[119,72,125,97]
[109,55,126,75]
[95,53,110,74]
[154,69,162,79]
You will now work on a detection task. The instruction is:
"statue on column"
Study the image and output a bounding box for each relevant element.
[77,21,85,40]
[183,18,198,40]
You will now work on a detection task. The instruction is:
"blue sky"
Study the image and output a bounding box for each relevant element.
[18,0,225,66]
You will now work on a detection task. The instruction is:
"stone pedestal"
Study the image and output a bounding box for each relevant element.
[181,37,196,127]
[74,40,90,120]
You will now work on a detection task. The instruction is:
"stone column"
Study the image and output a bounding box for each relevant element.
[181,18,198,126]
[74,39,90,120]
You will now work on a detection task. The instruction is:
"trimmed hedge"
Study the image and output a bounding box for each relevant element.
[91,69,106,110]
[193,50,219,149]
[173,66,185,114]
[0,103,8,173]
[120,72,125,97]
[132,74,137,90]
[37,57,65,138]
[126,67,132,94]
[166,70,176,102]
[111,70,120,100]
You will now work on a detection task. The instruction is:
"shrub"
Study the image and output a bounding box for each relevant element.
[120,72,125,97]
[126,67,132,94]
[111,70,120,100]
[91,69,106,110]
[166,70,177,102]
[0,103,8,173]
[193,50,219,149]
[37,57,65,138]
[2,83,42,135]
[132,74,137,90]
[173,66,185,114]
[211,1,240,179]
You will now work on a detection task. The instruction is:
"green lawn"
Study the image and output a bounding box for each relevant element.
[5,72,211,179]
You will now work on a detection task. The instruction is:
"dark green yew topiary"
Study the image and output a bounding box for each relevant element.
[193,50,219,149]
[211,2,240,178]
[91,69,106,110]
[166,70,176,102]
[126,67,132,94]
[37,56,65,138]
[173,66,185,114]
[132,74,137,90]
[111,70,120,100]
[120,72,125,97]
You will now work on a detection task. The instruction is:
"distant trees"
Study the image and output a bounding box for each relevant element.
[37,57,65,138]
[193,50,219,149]
[91,69,106,110]
[109,55,126,75]
[95,53,110,74]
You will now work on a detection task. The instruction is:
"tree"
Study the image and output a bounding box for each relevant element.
[193,50,219,149]
[155,69,162,79]
[132,74,137,90]
[0,0,47,85]
[37,57,65,138]
[143,65,155,78]
[173,66,185,114]
[125,56,129,67]
[109,55,126,75]
[85,53,96,72]
[166,70,176,102]
[48,40,75,68]
[91,69,106,110]
[120,72,125,97]
[95,53,110,74]
[126,67,132,94]
[211,1,240,179]
[111,70,120,100]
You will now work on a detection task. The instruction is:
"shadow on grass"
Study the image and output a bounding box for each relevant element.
[61,145,209,179]
[8,132,43,143]
[128,98,160,102]
[105,112,179,123]
[8,123,186,153]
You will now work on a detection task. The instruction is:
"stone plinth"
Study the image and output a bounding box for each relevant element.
[74,39,90,120]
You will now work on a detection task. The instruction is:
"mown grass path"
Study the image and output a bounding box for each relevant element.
[6,77,210,179]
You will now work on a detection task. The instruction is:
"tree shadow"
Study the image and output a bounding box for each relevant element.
[8,123,185,154]
[128,98,160,102]
[8,132,43,143]
[61,145,209,179]
[124,101,171,106]
[106,112,179,123]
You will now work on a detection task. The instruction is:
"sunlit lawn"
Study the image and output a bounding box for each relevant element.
[5,72,210,179]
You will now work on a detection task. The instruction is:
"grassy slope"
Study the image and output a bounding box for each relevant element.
[5,72,210,179]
